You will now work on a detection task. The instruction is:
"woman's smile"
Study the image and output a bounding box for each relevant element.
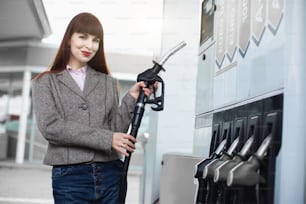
[81,51,92,57]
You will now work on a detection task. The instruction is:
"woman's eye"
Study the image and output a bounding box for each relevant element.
[93,38,100,43]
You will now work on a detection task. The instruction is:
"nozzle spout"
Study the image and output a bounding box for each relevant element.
[158,41,187,66]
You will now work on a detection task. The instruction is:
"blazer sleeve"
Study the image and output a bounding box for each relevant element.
[31,74,114,155]
[108,78,136,132]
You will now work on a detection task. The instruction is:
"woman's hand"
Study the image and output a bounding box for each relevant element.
[129,81,158,99]
[112,132,137,156]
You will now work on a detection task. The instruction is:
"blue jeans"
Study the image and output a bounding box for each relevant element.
[52,160,126,204]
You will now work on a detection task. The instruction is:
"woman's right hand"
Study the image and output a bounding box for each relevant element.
[112,132,137,156]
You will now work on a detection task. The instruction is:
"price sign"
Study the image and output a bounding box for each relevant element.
[251,0,267,46]
[215,0,227,68]
[226,0,238,62]
[238,0,251,57]
[268,0,284,34]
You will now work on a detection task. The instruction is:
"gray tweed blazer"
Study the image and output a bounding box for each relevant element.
[31,67,136,166]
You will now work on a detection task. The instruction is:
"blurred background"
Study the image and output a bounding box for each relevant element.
[0,0,199,203]
[1,0,305,204]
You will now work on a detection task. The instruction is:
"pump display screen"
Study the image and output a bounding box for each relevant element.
[200,0,215,45]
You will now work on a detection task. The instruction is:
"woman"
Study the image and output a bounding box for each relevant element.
[32,12,154,203]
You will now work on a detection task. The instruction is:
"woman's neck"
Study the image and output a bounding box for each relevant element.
[67,62,86,70]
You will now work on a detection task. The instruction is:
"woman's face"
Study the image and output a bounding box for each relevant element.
[68,32,100,69]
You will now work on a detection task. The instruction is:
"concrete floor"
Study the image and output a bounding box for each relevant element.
[0,161,143,204]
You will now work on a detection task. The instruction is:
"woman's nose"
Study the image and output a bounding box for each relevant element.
[85,39,93,50]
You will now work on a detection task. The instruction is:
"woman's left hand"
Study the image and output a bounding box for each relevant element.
[129,81,158,99]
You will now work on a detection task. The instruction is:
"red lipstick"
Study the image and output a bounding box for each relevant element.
[81,51,91,57]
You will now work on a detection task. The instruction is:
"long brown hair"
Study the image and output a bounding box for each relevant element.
[35,12,110,79]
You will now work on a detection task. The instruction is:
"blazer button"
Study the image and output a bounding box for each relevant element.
[80,103,88,110]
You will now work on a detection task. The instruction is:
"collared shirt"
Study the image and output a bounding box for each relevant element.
[66,65,87,91]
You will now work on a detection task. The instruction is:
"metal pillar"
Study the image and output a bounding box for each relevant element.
[16,69,31,164]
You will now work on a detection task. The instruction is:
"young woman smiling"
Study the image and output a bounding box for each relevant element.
[32,12,154,203]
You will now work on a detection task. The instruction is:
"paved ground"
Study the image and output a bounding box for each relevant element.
[0,160,142,204]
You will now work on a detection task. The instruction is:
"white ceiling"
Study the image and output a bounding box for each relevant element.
[0,0,51,94]
[0,0,51,42]
[0,0,156,94]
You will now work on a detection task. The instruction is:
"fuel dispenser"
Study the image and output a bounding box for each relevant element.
[195,95,282,203]
[194,0,306,203]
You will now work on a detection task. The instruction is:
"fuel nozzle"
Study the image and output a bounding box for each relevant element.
[158,41,187,67]
[214,135,255,183]
[203,137,240,179]
[136,41,187,111]
[226,135,272,187]
[140,41,187,78]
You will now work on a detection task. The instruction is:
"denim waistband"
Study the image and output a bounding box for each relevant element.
[53,160,120,168]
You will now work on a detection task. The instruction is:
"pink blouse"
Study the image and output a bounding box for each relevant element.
[66,65,87,91]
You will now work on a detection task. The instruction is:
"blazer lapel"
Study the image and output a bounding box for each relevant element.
[56,70,86,100]
[83,67,103,97]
